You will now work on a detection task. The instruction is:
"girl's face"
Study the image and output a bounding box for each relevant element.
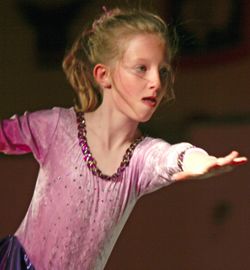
[108,33,172,123]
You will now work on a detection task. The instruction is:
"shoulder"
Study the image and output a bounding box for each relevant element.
[17,107,75,134]
[54,106,75,122]
[133,136,171,158]
[137,136,171,150]
[25,106,74,122]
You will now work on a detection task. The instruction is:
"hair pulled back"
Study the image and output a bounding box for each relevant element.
[62,7,178,112]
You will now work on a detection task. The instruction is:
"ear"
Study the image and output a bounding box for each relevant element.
[93,64,112,89]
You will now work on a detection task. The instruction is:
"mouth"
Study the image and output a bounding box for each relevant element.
[141,96,157,108]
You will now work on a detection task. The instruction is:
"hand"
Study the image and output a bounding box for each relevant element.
[173,151,248,181]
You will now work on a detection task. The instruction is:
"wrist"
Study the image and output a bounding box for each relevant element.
[179,147,209,172]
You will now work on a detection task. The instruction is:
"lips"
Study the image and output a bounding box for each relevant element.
[141,96,157,107]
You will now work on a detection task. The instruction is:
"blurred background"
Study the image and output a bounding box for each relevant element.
[0,0,250,269]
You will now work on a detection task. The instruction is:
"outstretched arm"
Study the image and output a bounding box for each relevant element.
[173,150,248,181]
[0,108,60,163]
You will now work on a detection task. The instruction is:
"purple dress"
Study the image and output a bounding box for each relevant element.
[0,107,206,269]
[0,236,34,270]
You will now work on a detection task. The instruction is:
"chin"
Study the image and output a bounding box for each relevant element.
[137,113,154,123]
[126,108,156,123]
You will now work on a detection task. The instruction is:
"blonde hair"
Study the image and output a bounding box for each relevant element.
[62,7,178,112]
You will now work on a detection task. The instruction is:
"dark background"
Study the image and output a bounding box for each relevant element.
[1,1,250,269]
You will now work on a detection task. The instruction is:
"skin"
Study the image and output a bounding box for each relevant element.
[84,33,247,178]
[108,34,170,123]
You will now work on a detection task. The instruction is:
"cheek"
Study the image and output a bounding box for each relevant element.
[114,73,133,96]
[121,74,147,96]
[113,66,148,99]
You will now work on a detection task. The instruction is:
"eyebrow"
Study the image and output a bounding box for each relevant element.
[129,57,171,67]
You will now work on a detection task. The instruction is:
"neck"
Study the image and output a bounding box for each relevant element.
[84,104,141,150]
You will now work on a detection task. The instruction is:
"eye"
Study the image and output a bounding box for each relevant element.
[159,67,171,81]
[135,65,147,73]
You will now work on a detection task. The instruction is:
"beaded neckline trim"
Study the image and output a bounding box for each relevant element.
[76,110,145,181]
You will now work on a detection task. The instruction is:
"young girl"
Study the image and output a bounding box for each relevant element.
[0,6,247,270]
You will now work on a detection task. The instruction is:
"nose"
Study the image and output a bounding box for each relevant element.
[148,70,161,92]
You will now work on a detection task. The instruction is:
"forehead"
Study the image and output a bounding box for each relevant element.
[120,33,168,63]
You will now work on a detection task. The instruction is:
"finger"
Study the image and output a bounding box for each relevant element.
[217,151,239,166]
[229,157,248,166]
[207,163,233,173]
[233,156,248,162]
[208,159,246,172]
[217,156,247,167]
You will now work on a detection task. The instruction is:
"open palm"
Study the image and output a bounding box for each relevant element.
[173,151,248,181]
